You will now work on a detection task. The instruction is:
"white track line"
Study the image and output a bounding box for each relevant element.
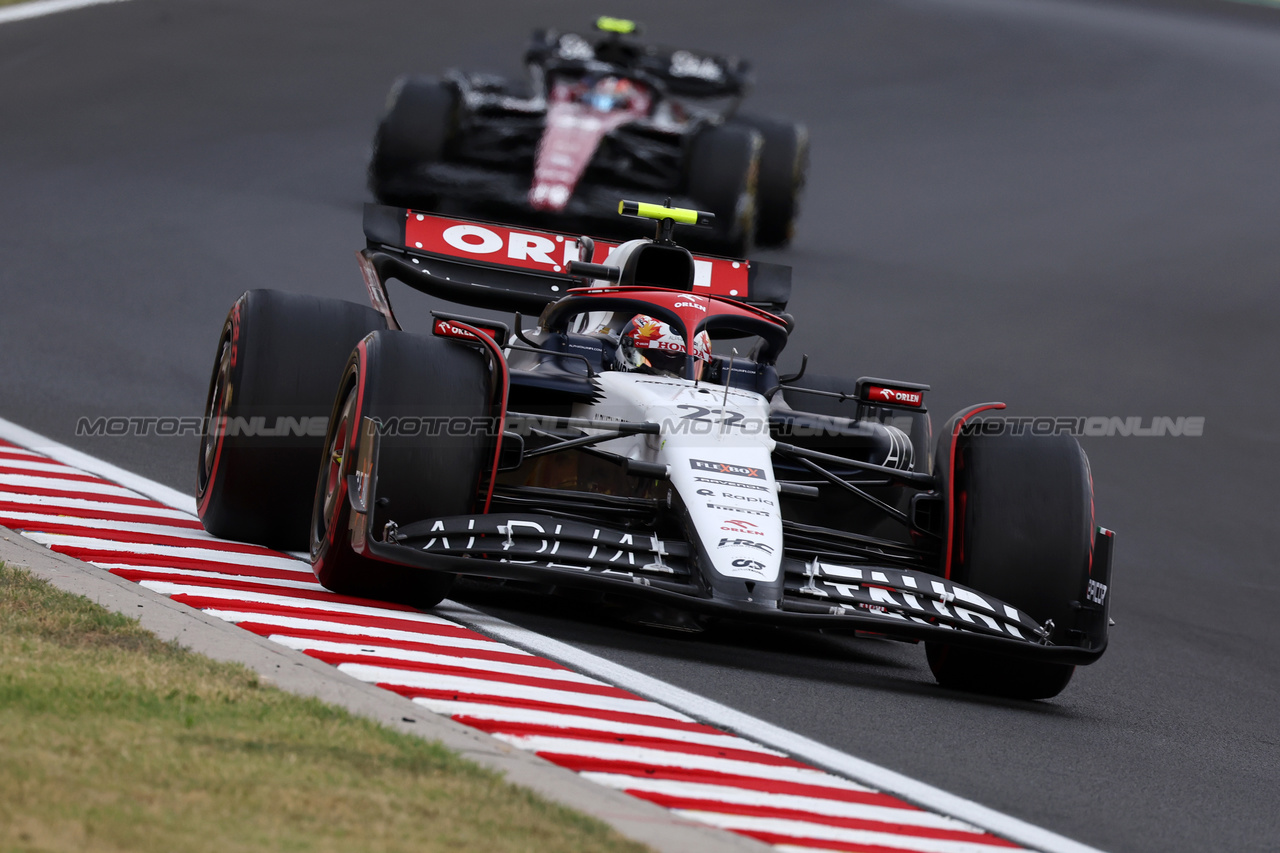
[200,609,527,654]
[267,635,605,684]
[578,774,977,830]
[0,415,1106,853]
[0,418,193,511]
[0,0,133,26]
[438,604,1108,853]
[0,491,199,521]
[413,700,784,755]
[678,812,1013,853]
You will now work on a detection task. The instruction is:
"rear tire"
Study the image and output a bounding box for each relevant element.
[310,331,492,607]
[687,124,761,258]
[927,433,1094,700]
[196,290,385,550]
[369,76,458,206]
[732,115,808,247]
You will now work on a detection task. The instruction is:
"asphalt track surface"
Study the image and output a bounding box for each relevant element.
[1,1,1278,851]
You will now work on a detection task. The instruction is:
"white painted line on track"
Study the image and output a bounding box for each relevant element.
[200,609,528,654]
[101,564,323,590]
[0,472,143,500]
[0,417,193,511]
[23,531,307,570]
[0,416,1109,853]
[578,774,979,829]
[415,700,785,755]
[0,510,249,542]
[269,635,605,683]
[0,0,133,26]
[0,491,199,521]
[677,812,1013,853]
[439,603,1109,853]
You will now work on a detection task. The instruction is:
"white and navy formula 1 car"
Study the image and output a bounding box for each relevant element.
[196,201,1112,700]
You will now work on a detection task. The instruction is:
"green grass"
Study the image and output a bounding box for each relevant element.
[0,563,650,853]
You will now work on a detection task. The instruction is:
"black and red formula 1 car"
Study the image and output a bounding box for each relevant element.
[368,16,808,258]
[196,201,1112,700]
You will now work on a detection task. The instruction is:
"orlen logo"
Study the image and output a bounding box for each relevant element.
[408,216,580,273]
[433,319,497,343]
[674,300,707,312]
[867,385,924,407]
[720,519,763,536]
[404,212,749,296]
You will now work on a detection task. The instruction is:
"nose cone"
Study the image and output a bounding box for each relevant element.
[670,452,784,605]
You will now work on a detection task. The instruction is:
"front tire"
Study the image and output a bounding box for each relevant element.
[686,124,761,258]
[196,290,385,549]
[310,330,493,607]
[927,433,1094,700]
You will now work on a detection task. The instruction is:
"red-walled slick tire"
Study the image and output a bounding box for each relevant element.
[310,330,492,608]
[196,290,385,549]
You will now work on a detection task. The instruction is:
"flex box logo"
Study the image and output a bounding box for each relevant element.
[689,459,766,480]
[403,211,750,296]
[866,385,924,407]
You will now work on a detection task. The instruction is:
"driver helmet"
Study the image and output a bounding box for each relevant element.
[617,315,712,379]
[586,76,635,111]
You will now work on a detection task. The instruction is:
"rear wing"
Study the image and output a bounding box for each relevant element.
[524,30,752,100]
[360,203,791,316]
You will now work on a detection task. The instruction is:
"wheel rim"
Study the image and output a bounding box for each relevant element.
[197,337,232,494]
[319,385,357,545]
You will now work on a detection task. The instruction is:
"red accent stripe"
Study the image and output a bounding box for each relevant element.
[378,685,715,734]
[235,624,565,670]
[102,568,419,612]
[56,549,298,576]
[305,650,634,699]
[533,755,916,809]
[444,319,509,514]
[0,484,163,508]
[943,403,1005,579]
[457,718,805,768]
[627,791,1016,846]
[0,465,117,485]
[0,438,20,449]
[89,553,300,576]
[109,566,317,587]
[9,522,279,556]
[23,522,284,555]
[167,598,484,640]
[732,830,950,852]
[0,501,204,529]
[197,307,236,519]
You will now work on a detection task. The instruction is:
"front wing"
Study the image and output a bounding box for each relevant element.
[344,427,1112,665]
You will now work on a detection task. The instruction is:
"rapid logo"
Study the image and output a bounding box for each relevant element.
[690,459,765,480]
